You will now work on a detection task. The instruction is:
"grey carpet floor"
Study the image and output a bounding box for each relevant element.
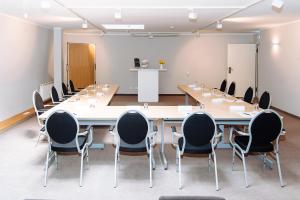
[1,96,300,200]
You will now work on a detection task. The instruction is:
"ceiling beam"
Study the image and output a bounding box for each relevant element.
[52,0,106,33]
[197,0,266,32]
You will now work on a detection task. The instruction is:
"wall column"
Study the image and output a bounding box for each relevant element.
[53,27,63,97]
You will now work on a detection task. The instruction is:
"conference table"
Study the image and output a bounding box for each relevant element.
[40,83,260,170]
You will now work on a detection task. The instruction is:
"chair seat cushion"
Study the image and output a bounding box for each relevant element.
[119,139,147,153]
[178,138,212,154]
[51,136,87,152]
[235,136,274,152]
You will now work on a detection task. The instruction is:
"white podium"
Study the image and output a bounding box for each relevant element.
[130,68,167,102]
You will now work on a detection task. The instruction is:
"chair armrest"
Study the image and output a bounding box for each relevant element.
[281,128,286,136]
[212,132,222,146]
[153,125,158,132]
[232,126,249,136]
[171,126,183,146]
[109,125,116,136]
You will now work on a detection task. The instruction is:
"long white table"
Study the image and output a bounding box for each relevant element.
[40,84,260,170]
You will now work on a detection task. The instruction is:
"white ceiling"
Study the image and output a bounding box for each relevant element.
[0,0,300,33]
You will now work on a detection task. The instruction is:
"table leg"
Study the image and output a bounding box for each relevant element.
[216,124,231,149]
[184,93,189,105]
[159,120,168,170]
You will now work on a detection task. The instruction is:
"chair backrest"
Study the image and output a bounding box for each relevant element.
[182,112,216,146]
[134,58,140,68]
[219,79,227,92]
[243,87,254,104]
[69,80,76,93]
[249,110,282,145]
[116,110,149,145]
[32,90,44,126]
[62,82,69,95]
[51,86,60,103]
[227,82,236,96]
[45,110,79,144]
[32,90,44,114]
[259,91,271,109]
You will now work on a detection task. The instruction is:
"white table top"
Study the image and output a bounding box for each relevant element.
[40,85,260,121]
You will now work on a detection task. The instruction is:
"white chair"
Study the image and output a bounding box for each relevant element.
[171,111,221,190]
[109,110,157,188]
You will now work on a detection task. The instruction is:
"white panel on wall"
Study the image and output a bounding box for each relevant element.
[258,21,300,117]
[63,33,255,94]
[0,14,53,121]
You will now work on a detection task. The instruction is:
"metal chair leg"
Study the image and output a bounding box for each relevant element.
[55,152,58,170]
[275,151,284,187]
[241,152,249,188]
[36,132,42,147]
[79,151,84,187]
[152,152,156,170]
[86,148,90,170]
[114,148,118,188]
[208,154,212,173]
[232,146,236,171]
[43,151,50,187]
[178,149,182,190]
[213,152,220,191]
[149,148,153,188]
[176,152,179,173]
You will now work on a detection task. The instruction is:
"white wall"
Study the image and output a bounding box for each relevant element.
[258,20,300,116]
[63,33,255,94]
[0,14,53,121]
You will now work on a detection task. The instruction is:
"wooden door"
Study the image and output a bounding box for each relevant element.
[68,43,95,88]
[227,44,256,97]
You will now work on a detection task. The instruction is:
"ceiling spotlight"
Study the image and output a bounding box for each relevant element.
[114,9,122,20]
[169,25,175,29]
[272,0,284,9]
[23,13,28,19]
[82,20,88,29]
[41,0,51,9]
[216,21,223,30]
[188,9,198,22]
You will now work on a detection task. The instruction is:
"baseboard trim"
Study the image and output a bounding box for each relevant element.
[271,106,300,119]
[0,107,35,133]
[0,99,52,133]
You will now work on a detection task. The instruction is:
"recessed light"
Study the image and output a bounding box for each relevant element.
[216,21,223,30]
[41,0,51,9]
[272,0,284,9]
[114,9,122,20]
[23,13,28,19]
[102,24,144,30]
[82,20,88,29]
[188,9,198,22]
[169,26,175,29]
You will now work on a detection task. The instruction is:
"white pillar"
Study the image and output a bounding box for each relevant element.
[53,27,62,97]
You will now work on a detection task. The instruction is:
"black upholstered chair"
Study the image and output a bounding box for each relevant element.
[44,110,93,187]
[69,80,80,93]
[62,82,73,97]
[32,90,53,146]
[134,58,140,68]
[243,87,254,104]
[109,110,158,188]
[219,79,227,92]
[227,82,236,96]
[50,86,64,104]
[259,91,271,109]
[230,109,284,187]
[171,112,221,190]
